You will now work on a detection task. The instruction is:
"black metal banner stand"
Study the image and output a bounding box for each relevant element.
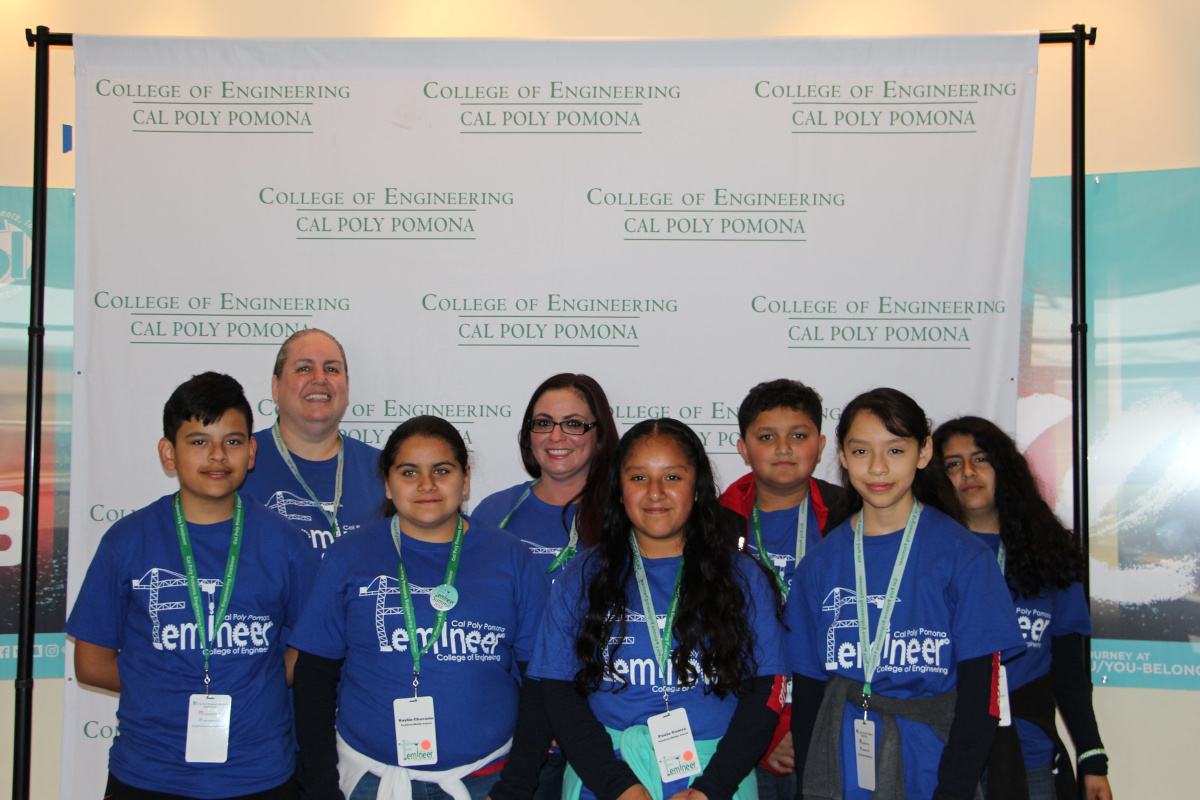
[15,25,1096,800]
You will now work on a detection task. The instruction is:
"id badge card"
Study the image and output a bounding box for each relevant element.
[853,717,876,791]
[998,665,1012,727]
[646,707,702,783]
[185,694,232,763]
[394,696,438,766]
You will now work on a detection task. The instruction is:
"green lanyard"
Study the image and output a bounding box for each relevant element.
[172,492,244,694]
[997,540,1007,573]
[749,495,810,598]
[854,500,922,705]
[628,530,684,709]
[389,515,465,695]
[271,421,344,539]
[498,480,578,574]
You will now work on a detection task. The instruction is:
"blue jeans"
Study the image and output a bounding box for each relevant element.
[1025,763,1057,800]
[754,764,796,800]
[348,770,499,800]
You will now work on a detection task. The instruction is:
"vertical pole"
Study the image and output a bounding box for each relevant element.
[1069,24,1097,620]
[13,24,53,800]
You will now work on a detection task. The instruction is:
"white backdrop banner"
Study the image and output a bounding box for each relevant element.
[64,34,1038,791]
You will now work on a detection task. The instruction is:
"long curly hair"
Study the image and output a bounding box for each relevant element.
[829,388,963,529]
[574,419,758,699]
[932,416,1080,596]
[517,373,619,548]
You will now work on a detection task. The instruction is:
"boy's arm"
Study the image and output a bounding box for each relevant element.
[74,639,121,693]
[284,647,299,687]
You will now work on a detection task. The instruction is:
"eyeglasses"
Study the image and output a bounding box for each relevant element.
[526,418,598,436]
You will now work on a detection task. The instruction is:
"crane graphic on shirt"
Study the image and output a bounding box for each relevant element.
[520,539,561,557]
[821,587,951,675]
[358,575,508,659]
[132,568,275,654]
[602,612,708,690]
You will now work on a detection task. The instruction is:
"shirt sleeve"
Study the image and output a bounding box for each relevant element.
[783,552,829,681]
[65,529,128,650]
[947,536,1026,663]
[528,559,586,681]
[287,542,352,660]
[740,555,786,677]
[1049,582,1092,638]
[512,540,551,663]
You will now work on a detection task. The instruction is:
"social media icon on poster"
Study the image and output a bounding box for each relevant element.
[0,491,23,567]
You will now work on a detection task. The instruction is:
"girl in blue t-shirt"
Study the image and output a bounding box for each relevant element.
[290,415,549,800]
[530,418,787,800]
[934,416,1112,800]
[786,388,1025,800]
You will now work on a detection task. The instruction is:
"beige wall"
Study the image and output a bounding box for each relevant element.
[2,1,1197,797]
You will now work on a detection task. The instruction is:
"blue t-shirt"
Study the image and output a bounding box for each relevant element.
[785,506,1025,800]
[531,549,785,798]
[66,494,319,799]
[473,482,578,573]
[975,532,1092,768]
[742,501,824,601]
[241,429,384,551]
[288,515,550,770]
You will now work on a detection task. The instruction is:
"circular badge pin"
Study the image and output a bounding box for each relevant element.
[429,584,459,612]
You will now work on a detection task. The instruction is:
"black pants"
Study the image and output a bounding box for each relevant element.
[104,772,298,800]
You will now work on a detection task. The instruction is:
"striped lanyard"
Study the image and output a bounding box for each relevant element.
[629,530,684,710]
[172,493,243,694]
[749,495,810,598]
[271,421,343,539]
[854,501,922,706]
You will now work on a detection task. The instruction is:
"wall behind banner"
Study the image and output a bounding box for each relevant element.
[1,1,1197,799]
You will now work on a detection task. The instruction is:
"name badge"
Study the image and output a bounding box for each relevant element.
[998,665,1012,727]
[647,707,702,783]
[853,717,876,791]
[394,696,438,766]
[185,694,232,763]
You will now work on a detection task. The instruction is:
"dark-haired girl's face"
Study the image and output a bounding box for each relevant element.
[940,434,997,519]
[838,411,931,519]
[385,435,469,539]
[530,388,597,486]
[621,434,695,557]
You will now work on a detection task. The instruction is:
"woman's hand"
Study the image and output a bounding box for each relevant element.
[764,731,795,775]
[1083,774,1112,800]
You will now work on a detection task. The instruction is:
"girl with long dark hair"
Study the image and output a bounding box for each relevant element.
[531,419,786,800]
[933,416,1112,800]
[787,389,1025,800]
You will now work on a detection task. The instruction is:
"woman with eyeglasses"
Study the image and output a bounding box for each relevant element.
[476,374,620,800]
[474,373,620,574]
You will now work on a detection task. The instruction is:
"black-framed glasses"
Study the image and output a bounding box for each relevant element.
[526,418,598,436]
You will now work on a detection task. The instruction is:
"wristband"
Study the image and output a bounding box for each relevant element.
[1077,748,1106,762]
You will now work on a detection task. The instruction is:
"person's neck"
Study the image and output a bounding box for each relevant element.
[400,515,466,544]
[179,491,236,526]
[756,478,810,512]
[532,473,587,506]
[966,508,1001,534]
[634,532,684,559]
[278,420,342,461]
[859,495,916,537]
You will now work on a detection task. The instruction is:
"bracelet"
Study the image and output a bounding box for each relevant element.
[1077,748,1107,762]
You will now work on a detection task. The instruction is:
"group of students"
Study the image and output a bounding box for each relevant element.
[66,328,1112,800]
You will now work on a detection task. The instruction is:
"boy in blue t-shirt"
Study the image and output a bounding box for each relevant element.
[718,378,844,800]
[67,371,318,800]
